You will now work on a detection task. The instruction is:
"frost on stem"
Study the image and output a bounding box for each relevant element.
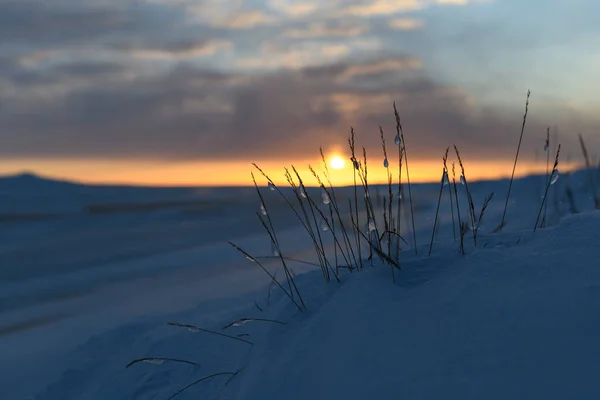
[321,187,330,205]
[550,170,559,185]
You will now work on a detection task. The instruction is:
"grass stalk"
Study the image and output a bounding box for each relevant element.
[380,126,394,262]
[348,128,364,269]
[442,151,456,240]
[453,145,477,246]
[167,322,254,345]
[534,144,561,231]
[395,136,404,262]
[252,173,300,301]
[125,358,199,369]
[394,102,417,254]
[498,90,531,231]
[318,150,338,269]
[452,163,465,255]
[428,148,449,257]
[477,192,495,230]
[253,164,328,278]
[228,242,304,312]
[542,127,550,227]
[166,370,241,400]
[291,166,333,281]
[318,148,358,269]
[222,318,287,330]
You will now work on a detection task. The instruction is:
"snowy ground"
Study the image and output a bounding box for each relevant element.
[1,168,600,399]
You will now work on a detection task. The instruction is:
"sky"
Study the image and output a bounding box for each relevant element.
[0,0,599,186]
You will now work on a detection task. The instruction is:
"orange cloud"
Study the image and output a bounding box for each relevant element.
[266,0,318,16]
[337,58,422,81]
[284,21,370,38]
[345,0,423,16]
[387,18,425,30]
[236,43,350,70]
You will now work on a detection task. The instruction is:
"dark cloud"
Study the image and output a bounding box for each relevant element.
[0,2,140,44]
[1,54,593,163]
[0,0,599,167]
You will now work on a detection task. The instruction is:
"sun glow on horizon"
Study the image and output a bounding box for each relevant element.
[0,158,583,187]
[329,156,346,170]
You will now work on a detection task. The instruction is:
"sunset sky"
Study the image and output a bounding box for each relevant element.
[0,0,599,186]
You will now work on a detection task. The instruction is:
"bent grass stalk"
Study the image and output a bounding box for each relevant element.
[318,149,358,268]
[255,213,307,304]
[284,168,329,278]
[348,210,401,271]
[228,242,304,312]
[167,321,254,345]
[251,173,300,301]
[477,192,495,230]
[310,166,356,272]
[125,357,199,369]
[222,318,287,330]
[291,166,333,281]
[166,370,242,400]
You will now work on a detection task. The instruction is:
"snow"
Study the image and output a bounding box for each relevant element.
[1,169,600,399]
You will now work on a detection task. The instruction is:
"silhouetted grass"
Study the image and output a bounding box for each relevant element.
[167,321,254,345]
[125,357,199,369]
[394,102,417,254]
[453,145,478,246]
[348,128,364,270]
[498,90,531,232]
[166,370,242,400]
[429,148,450,257]
[535,144,561,232]
[452,162,465,255]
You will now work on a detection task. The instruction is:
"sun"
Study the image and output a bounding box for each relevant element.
[329,156,346,170]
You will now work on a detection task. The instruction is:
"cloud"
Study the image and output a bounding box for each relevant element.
[345,0,424,16]
[235,41,352,70]
[0,2,141,44]
[2,52,593,164]
[1,0,599,170]
[284,20,370,38]
[124,40,233,60]
[387,18,425,30]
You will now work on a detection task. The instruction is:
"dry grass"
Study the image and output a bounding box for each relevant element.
[498,90,531,232]
[428,148,450,257]
[535,144,561,232]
